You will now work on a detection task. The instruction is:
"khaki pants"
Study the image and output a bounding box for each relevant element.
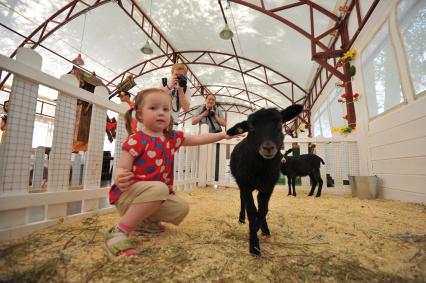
[115,181,189,225]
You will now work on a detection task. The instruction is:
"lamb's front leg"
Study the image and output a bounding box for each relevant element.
[243,189,260,256]
[287,176,292,196]
[239,188,246,224]
[257,191,272,237]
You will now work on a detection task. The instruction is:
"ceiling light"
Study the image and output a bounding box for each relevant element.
[219,24,233,40]
[140,40,153,55]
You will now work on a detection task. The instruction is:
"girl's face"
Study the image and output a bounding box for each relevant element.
[205,95,216,109]
[137,92,171,133]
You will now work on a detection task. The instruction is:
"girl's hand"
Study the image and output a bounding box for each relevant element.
[222,132,245,140]
[115,169,134,191]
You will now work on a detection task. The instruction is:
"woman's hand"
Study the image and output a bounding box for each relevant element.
[115,169,134,191]
[201,110,209,117]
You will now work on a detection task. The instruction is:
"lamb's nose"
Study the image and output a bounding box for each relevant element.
[261,141,276,153]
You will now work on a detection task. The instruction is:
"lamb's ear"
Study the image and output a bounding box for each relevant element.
[281,104,303,122]
[226,121,249,135]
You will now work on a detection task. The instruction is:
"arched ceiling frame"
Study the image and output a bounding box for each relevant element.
[190,85,282,109]
[0,0,381,134]
[0,0,341,100]
[0,0,317,124]
[181,102,255,124]
[107,50,307,104]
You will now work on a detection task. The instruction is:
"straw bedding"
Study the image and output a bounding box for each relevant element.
[0,188,425,282]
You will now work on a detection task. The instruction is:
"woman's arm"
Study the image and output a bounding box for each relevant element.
[114,151,135,190]
[214,113,226,127]
[191,109,208,125]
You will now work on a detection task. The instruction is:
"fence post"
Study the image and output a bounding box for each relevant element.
[71,153,82,186]
[32,146,46,189]
[83,86,108,190]
[0,48,42,194]
[300,143,310,187]
[47,74,79,192]
[112,117,126,180]
[197,124,209,187]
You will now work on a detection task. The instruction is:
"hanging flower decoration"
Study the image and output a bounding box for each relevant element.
[341,50,357,62]
[331,125,355,136]
[336,49,357,70]
[337,92,360,104]
[343,114,349,120]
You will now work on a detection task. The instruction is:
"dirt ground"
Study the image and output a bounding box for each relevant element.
[0,188,425,283]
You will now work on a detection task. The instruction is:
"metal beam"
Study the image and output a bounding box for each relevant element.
[107,50,307,104]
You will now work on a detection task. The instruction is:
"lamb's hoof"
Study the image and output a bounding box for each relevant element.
[261,232,271,237]
[250,247,261,256]
[308,193,313,196]
[238,219,245,224]
[315,194,321,198]
[292,193,296,197]
[287,193,291,196]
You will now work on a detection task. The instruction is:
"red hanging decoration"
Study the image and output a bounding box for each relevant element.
[72,53,85,66]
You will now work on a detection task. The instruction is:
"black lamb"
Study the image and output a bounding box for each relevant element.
[280,148,325,197]
[227,105,303,256]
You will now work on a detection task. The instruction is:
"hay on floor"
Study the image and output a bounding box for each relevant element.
[0,188,425,282]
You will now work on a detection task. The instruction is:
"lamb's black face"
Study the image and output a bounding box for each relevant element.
[227,105,303,160]
[247,109,283,160]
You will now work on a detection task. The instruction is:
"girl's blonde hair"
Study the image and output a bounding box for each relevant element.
[171,63,187,74]
[124,88,174,135]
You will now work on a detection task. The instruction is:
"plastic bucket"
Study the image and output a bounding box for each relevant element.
[349,176,378,199]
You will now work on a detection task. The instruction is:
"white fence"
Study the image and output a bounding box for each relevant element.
[196,137,359,193]
[0,48,359,241]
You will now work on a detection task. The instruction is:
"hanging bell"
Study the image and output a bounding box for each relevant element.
[72,53,85,66]
[219,24,234,40]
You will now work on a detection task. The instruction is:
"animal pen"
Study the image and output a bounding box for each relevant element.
[0,0,425,282]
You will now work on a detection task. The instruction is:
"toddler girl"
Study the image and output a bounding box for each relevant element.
[105,88,237,256]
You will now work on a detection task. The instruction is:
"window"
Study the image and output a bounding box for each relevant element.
[362,22,404,117]
[313,113,321,137]
[329,88,345,128]
[313,103,332,138]
[397,0,426,95]
[320,111,332,137]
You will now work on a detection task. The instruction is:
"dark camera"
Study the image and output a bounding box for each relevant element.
[177,75,187,88]
[208,109,215,116]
